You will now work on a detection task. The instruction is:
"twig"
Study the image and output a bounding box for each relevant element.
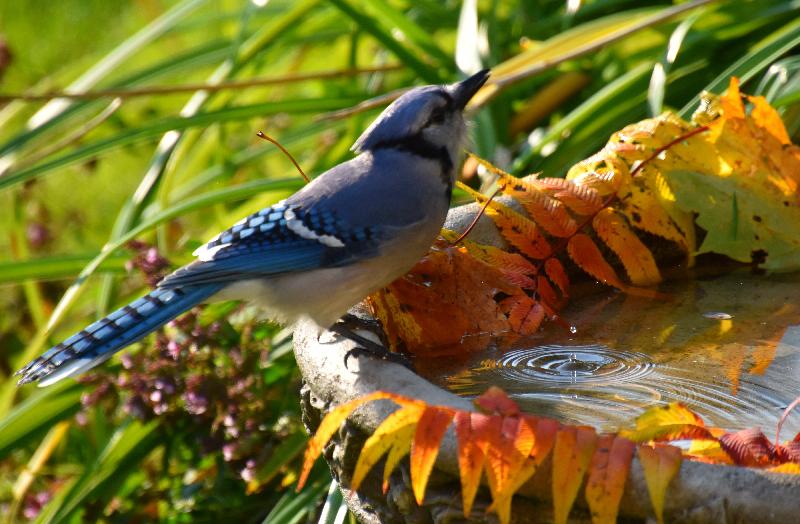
[256,131,309,184]
[0,65,403,103]
[450,183,503,245]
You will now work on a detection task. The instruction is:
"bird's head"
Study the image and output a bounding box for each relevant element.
[352,69,490,175]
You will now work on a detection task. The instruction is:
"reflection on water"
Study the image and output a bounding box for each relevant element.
[418,271,800,435]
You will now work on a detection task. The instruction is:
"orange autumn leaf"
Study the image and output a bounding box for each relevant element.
[566,233,628,291]
[476,157,578,237]
[592,208,661,286]
[530,176,605,215]
[454,411,490,517]
[500,295,546,335]
[485,416,537,524]
[370,241,518,355]
[637,444,682,524]
[458,182,553,258]
[749,94,791,145]
[537,274,561,309]
[350,403,425,491]
[497,173,578,238]
[410,406,456,504]
[620,402,713,443]
[504,416,561,497]
[552,426,599,524]
[458,239,538,289]
[544,258,569,297]
[585,436,636,524]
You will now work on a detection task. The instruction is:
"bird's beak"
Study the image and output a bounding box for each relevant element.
[451,69,491,109]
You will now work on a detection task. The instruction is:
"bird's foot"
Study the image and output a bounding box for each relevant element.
[326,320,413,371]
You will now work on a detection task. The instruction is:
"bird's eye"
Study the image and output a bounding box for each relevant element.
[429,106,446,125]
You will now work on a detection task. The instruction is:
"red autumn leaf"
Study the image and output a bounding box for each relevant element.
[552,426,598,524]
[585,435,636,524]
[410,406,456,504]
[637,444,682,524]
[718,428,776,467]
[474,386,521,417]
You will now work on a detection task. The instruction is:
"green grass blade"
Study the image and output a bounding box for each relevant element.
[359,0,452,69]
[512,63,653,175]
[38,421,161,524]
[0,97,359,191]
[680,16,800,117]
[0,381,82,459]
[0,254,128,284]
[0,0,207,159]
[262,470,330,524]
[318,481,347,524]
[327,0,442,83]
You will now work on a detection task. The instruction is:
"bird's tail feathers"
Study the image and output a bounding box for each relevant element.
[16,284,222,387]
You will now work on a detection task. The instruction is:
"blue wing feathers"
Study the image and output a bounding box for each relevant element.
[16,284,222,386]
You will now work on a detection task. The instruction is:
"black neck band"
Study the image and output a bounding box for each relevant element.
[371,135,454,193]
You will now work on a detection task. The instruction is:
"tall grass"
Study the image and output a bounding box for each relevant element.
[0,0,798,521]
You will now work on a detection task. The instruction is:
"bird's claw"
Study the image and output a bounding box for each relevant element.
[343,344,414,370]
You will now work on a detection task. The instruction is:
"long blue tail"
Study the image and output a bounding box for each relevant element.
[16,284,223,387]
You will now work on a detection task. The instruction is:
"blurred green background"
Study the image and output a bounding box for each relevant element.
[0,0,799,522]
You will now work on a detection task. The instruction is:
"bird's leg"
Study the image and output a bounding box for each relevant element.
[327,318,413,370]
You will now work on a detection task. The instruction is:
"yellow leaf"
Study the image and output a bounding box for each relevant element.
[585,436,635,524]
[637,444,682,524]
[298,391,399,491]
[351,403,425,491]
[620,402,713,443]
[593,208,661,286]
[552,426,598,524]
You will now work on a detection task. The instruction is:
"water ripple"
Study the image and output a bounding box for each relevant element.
[490,345,655,385]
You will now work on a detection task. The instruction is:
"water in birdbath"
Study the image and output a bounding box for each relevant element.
[417,270,800,436]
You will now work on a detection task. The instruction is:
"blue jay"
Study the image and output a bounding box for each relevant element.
[16,69,490,387]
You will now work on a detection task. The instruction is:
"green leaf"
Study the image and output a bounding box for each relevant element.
[667,171,800,270]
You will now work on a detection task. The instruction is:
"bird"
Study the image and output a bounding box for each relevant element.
[16,69,490,387]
